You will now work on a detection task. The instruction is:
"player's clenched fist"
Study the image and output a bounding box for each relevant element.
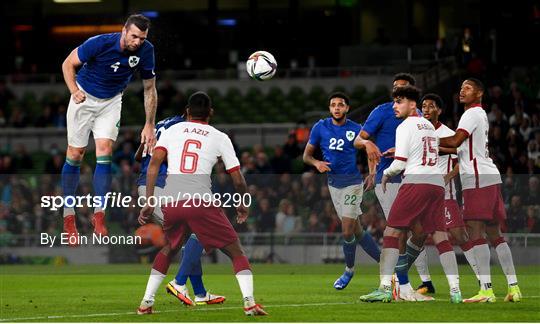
[71,89,86,104]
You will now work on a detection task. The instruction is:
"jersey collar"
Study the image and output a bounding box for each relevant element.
[115,33,123,53]
[467,105,484,110]
[435,121,442,129]
[189,120,209,125]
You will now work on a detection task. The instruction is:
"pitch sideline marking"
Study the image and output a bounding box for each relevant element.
[2,298,539,322]
[0,302,353,322]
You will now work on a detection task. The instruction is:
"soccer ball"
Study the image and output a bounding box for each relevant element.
[246,51,277,81]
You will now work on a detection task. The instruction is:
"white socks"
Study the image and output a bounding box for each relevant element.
[235,269,254,300]
[473,242,492,290]
[495,242,518,285]
[380,248,399,288]
[439,251,460,291]
[462,248,480,281]
[414,249,432,282]
[142,269,166,303]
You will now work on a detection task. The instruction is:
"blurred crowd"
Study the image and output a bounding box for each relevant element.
[1,68,540,246]
[0,123,538,248]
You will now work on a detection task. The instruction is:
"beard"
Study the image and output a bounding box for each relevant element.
[123,40,138,53]
[331,114,345,122]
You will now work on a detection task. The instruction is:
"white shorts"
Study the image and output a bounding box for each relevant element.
[375,183,401,220]
[137,185,165,225]
[328,184,363,220]
[67,85,122,148]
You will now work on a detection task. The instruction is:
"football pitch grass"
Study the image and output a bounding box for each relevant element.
[1,264,539,322]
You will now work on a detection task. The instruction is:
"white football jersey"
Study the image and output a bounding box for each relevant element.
[394,116,444,187]
[155,121,240,199]
[435,122,458,200]
[456,106,501,190]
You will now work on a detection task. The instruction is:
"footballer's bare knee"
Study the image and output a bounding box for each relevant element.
[341,217,356,240]
[466,220,485,240]
[450,227,469,246]
[432,231,449,245]
[95,138,114,156]
[66,146,86,161]
[485,223,502,241]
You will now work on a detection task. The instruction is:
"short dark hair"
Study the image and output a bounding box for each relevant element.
[328,92,350,106]
[421,93,444,110]
[125,14,150,31]
[393,73,416,86]
[465,77,485,92]
[188,91,212,119]
[392,85,420,102]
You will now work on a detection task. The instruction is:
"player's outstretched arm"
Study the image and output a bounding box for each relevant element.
[303,143,331,173]
[439,130,468,148]
[229,169,249,224]
[62,48,86,104]
[141,77,158,152]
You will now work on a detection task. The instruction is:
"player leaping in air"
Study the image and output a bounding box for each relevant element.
[61,14,157,244]
[359,86,462,303]
[303,92,382,290]
[438,78,521,303]
[135,115,225,312]
[137,92,266,316]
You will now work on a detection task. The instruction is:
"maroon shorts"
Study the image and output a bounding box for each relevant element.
[161,200,239,252]
[387,184,445,234]
[462,184,506,223]
[444,199,465,230]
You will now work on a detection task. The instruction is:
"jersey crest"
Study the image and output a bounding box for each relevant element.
[346,131,355,141]
[129,55,140,68]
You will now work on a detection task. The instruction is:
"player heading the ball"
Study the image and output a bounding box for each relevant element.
[61,14,157,245]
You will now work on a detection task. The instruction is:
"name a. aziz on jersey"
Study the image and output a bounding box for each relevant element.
[183,128,209,136]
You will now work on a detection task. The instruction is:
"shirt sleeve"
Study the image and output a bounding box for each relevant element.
[139,45,156,80]
[154,130,169,154]
[77,35,102,63]
[219,133,241,173]
[456,110,477,137]
[393,124,410,162]
[361,106,383,137]
[383,159,407,177]
[308,121,322,146]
